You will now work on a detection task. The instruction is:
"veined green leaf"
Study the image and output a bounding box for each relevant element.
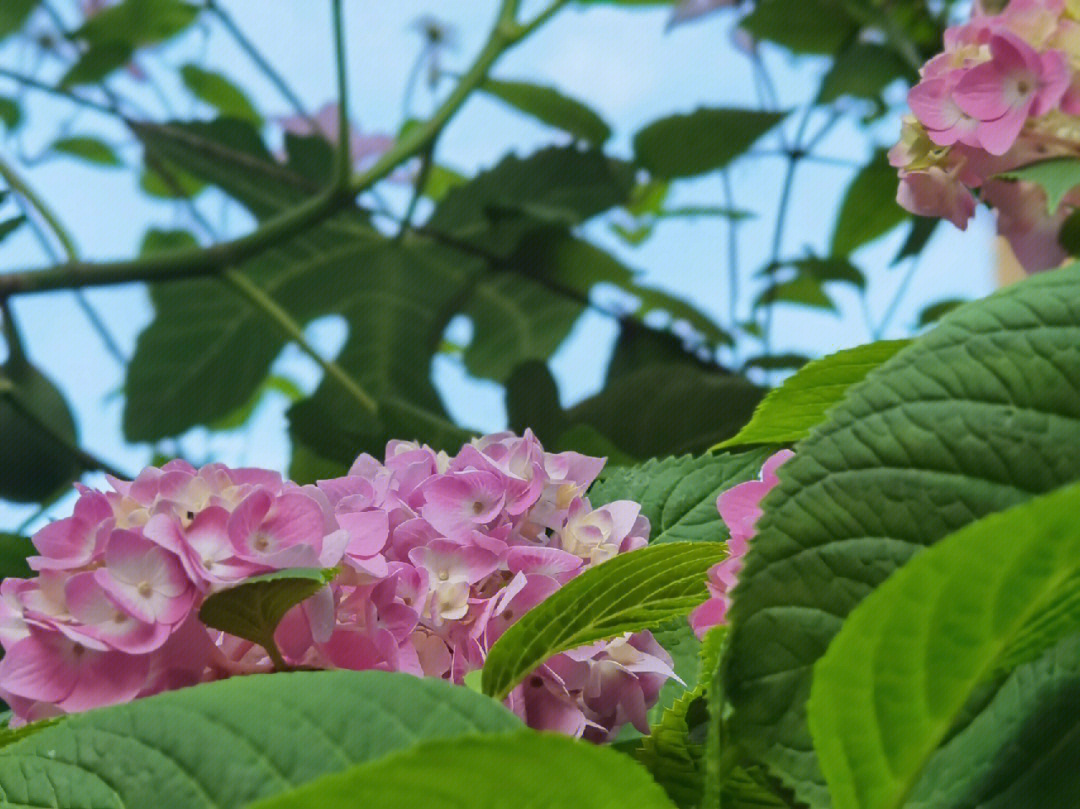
[715,340,912,449]
[482,77,611,144]
[247,732,678,809]
[198,568,337,666]
[0,671,521,809]
[482,542,723,700]
[589,449,773,544]
[633,108,786,179]
[725,264,1080,807]
[809,483,1080,809]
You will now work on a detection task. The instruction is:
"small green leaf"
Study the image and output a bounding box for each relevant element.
[0,97,22,130]
[198,568,337,667]
[589,449,773,545]
[755,275,836,312]
[633,108,786,179]
[809,482,1080,809]
[423,164,467,201]
[817,43,910,103]
[740,0,857,54]
[0,0,36,41]
[482,542,724,699]
[916,298,967,327]
[716,340,912,449]
[0,215,26,245]
[891,216,939,264]
[180,64,261,124]
[51,136,122,166]
[831,150,909,256]
[59,41,133,87]
[482,77,611,144]
[75,0,199,46]
[997,157,1080,213]
[740,352,811,372]
[246,732,678,809]
[0,534,34,580]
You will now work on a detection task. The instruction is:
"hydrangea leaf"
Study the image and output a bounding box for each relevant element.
[906,633,1080,809]
[51,136,122,167]
[482,542,723,700]
[0,533,34,580]
[249,732,677,809]
[589,449,772,544]
[180,64,261,125]
[808,483,1080,809]
[725,264,1080,807]
[0,671,521,809]
[997,157,1080,213]
[481,77,611,144]
[715,340,912,449]
[633,108,787,179]
[740,0,858,54]
[831,150,909,256]
[198,567,337,667]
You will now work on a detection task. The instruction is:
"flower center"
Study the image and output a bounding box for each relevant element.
[471,500,485,515]
[138,581,153,598]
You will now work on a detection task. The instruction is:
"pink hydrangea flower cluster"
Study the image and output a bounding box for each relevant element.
[689,450,792,639]
[0,432,676,740]
[892,0,1080,271]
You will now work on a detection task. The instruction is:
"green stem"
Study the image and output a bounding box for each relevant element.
[720,169,740,350]
[0,154,78,259]
[207,0,311,121]
[0,0,542,300]
[331,0,351,190]
[396,143,435,241]
[874,254,923,339]
[0,66,120,118]
[221,268,379,415]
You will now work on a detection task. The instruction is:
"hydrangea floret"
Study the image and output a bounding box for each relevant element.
[688,450,792,639]
[0,432,680,741]
[892,0,1080,271]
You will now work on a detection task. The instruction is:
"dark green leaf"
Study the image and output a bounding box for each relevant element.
[426,146,635,257]
[139,227,198,254]
[0,671,521,809]
[482,77,611,144]
[740,0,858,54]
[0,0,36,41]
[0,216,26,246]
[247,733,678,809]
[633,108,787,179]
[51,136,121,166]
[209,374,304,431]
[198,568,337,665]
[717,340,912,448]
[568,362,763,458]
[790,256,866,289]
[916,298,967,327]
[505,359,571,442]
[740,353,811,372]
[589,449,773,545]
[755,275,836,312]
[725,264,1080,807]
[0,97,22,131]
[483,542,723,699]
[0,364,81,503]
[892,215,939,265]
[1059,206,1080,255]
[831,150,909,256]
[180,64,261,124]
[997,157,1080,213]
[59,41,132,88]
[288,441,349,486]
[75,0,199,46]
[809,483,1080,809]
[0,533,34,579]
[817,43,911,103]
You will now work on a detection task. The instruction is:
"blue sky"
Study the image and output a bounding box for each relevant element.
[0,0,995,529]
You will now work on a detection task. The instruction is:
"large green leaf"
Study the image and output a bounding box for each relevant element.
[588,449,773,544]
[716,340,912,449]
[0,671,520,809]
[831,150,909,256]
[482,542,722,700]
[633,108,787,179]
[198,568,337,666]
[809,483,1080,809]
[481,77,611,144]
[0,534,34,580]
[567,361,764,458]
[817,43,912,103]
[724,265,1080,807]
[425,146,634,257]
[247,732,678,809]
[0,363,82,503]
[0,0,36,41]
[906,633,1080,809]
